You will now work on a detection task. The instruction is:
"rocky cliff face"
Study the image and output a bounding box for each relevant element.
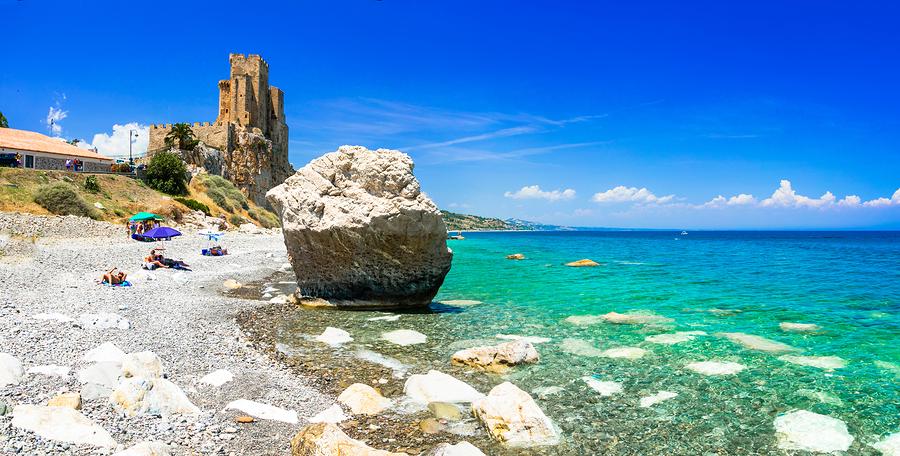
[226,125,293,208]
[266,145,453,308]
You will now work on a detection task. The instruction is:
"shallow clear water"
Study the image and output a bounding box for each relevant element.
[267,231,900,454]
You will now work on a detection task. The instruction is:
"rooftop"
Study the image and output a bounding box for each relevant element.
[0,128,114,162]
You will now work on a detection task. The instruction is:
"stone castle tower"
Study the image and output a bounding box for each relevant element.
[148,53,293,207]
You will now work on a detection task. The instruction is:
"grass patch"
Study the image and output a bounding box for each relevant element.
[249,208,280,228]
[33,183,99,219]
[174,197,210,215]
[83,175,101,193]
[228,214,245,226]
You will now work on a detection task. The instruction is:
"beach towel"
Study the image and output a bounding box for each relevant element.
[100,280,131,287]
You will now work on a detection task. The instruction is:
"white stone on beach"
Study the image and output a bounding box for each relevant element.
[27,364,71,378]
[426,441,487,456]
[112,441,173,456]
[404,370,484,404]
[685,361,746,376]
[79,313,131,330]
[873,432,900,456]
[559,338,605,357]
[83,342,126,364]
[719,332,795,353]
[780,322,821,333]
[368,314,402,322]
[601,347,647,359]
[315,327,352,346]
[0,353,24,387]
[639,391,678,408]
[225,399,298,424]
[308,404,349,424]
[471,382,560,447]
[11,405,116,447]
[199,369,234,387]
[773,410,854,453]
[645,331,707,345]
[582,377,623,396]
[355,349,409,378]
[77,362,122,390]
[495,334,551,344]
[381,329,428,346]
[451,339,540,372]
[337,383,392,415]
[32,312,74,323]
[779,355,847,370]
[269,295,289,304]
[122,351,163,379]
[111,377,201,417]
[441,300,482,306]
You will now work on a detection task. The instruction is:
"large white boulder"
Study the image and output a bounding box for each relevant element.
[337,383,392,415]
[471,382,560,447]
[110,377,200,417]
[290,423,406,455]
[266,145,453,308]
[83,342,126,364]
[404,370,484,404]
[773,410,854,453]
[426,441,486,456]
[451,339,540,372]
[11,405,116,447]
[77,362,122,391]
[122,351,163,379]
[113,441,173,456]
[0,353,24,387]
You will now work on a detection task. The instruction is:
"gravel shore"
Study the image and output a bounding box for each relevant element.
[0,213,333,455]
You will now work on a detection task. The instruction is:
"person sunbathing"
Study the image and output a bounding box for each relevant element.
[102,268,127,285]
[144,252,167,270]
[208,245,228,256]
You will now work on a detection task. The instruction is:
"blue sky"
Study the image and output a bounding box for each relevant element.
[2,0,899,229]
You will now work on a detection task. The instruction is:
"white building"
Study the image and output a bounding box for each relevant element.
[0,127,114,172]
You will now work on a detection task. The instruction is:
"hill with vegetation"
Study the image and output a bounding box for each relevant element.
[441,210,566,231]
[0,168,279,228]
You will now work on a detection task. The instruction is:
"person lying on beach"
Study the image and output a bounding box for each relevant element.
[144,252,167,270]
[102,268,127,285]
[209,245,228,256]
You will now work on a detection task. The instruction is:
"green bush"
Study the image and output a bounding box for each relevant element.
[228,214,245,226]
[83,176,101,193]
[145,152,188,195]
[34,183,99,219]
[202,175,248,211]
[174,197,210,215]
[249,208,280,228]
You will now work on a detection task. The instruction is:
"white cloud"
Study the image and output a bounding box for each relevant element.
[45,106,67,136]
[863,197,892,207]
[504,185,576,202]
[591,186,674,204]
[80,123,150,159]
[893,188,900,203]
[837,195,861,207]
[760,180,837,208]
[728,194,757,205]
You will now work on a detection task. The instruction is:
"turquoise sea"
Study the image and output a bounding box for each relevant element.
[267,231,900,454]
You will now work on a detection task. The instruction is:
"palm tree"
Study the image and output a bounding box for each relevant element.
[0,111,8,128]
[164,123,198,150]
[67,138,81,146]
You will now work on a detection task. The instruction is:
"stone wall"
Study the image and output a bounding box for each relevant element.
[31,155,109,173]
[148,123,232,155]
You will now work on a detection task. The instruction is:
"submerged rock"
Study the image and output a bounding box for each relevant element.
[779,355,847,370]
[719,332,795,353]
[773,410,854,453]
[290,423,406,456]
[645,331,707,345]
[780,322,822,333]
[315,327,353,346]
[872,432,900,456]
[337,383,392,415]
[602,312,673,325]
[267,145,453,308]
[495,334,551,344]
[685,361,746,376]
[566,259,599,267]
[506,253,526,260]
[559,338,605,357]
[12,405,116,447]
[382,329,428,346]
[582,377,623,396]
[601,347,647,359]
[0,353,24,387]
[426,441,486,456]
[404,370,484,404]
[440,300,482,307]
[451,339,540,373]
[639,391,678,408]
[471,382,560,447]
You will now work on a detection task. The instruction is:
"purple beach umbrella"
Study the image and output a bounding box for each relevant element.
[142,226,182,240]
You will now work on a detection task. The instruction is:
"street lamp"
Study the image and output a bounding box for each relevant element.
[129,129,138,166]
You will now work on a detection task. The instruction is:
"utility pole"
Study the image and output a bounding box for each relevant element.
[129,129,138,166]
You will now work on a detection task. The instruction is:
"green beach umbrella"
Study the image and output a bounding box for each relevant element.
[129,212,164,222]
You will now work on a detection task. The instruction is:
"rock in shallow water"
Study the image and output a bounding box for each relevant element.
[451,339,540,373]
[780,322,822,333]
[337,383,392,415]
[718,332,795,353]
[382,329,428,346]
[779,355,847,370]
[685,361,746,376]
[872,432,900,456]
[404,370,484,404]
[639,391,678,408]
[267,145,453,308]
[773,410,854,453]
[471,382,560,447]
[582,377,623,396]
[315,327,353,346]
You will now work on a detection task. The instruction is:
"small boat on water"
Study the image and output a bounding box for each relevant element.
[447,230,465,240]
[681,231,689,235]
